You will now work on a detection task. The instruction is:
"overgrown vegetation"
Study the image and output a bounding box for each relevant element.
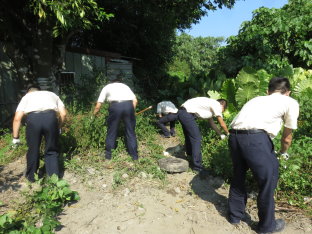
[0,175,79,233]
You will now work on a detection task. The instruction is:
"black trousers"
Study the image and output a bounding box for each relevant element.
[228,132,279,233]
[156,113,178,137]
[105,101,138,160]
[25,110,60,182]
[177,109,202,170]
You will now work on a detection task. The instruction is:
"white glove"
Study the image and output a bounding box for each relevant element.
[12,138,21,145]
[220,134,227,140]
[280,152,290,160]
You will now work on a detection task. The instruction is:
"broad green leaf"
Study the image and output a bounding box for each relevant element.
[235,85,259,107]
[207,90,221,99]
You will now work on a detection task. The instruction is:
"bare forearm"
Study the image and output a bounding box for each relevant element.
[93,102,102,115]
[133,98,138,109]
[208,118,222,135]
[217,117,229,135]
[13,119,21,138]
[281,127,293,153]
[12,111,24,138]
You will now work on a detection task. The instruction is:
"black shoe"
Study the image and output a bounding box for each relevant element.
[171,132,176,137]
[161,135,170,138]
[258,219,285,234]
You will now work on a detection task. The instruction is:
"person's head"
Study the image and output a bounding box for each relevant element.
[26,84,41,93]
[268,77,291,95]
[217,99,228,112]
[110,72,123,83]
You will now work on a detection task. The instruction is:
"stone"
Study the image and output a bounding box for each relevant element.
[158,157,189,173]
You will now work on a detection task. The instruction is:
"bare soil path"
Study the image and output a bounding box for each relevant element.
[1,136,311,234]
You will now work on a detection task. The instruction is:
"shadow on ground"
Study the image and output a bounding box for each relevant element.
[190,173,257,230]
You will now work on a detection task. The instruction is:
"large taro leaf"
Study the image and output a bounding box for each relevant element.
[221,79,236,103]
[236,67,258,85]
[235,84,259,108]
[256,69,271,95]
[207,90,221,100]
[293,78,312,97]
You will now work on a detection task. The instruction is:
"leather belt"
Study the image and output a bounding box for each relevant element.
[29,109,55,114]
[229,129,266,134]
[110,100,131,104]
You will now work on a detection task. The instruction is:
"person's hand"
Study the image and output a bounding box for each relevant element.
[220,134,227,140]
[12,138,21,145]
[279,152,290,160]
[59,128,62,134]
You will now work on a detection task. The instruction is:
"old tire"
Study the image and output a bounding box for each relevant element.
[158,157,189,173]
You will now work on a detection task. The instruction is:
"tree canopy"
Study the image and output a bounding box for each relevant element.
[215,0,312,77]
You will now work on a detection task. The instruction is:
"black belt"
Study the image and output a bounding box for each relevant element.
[28,109,55,114]
[110,100,131,104]
[229,129,266,134]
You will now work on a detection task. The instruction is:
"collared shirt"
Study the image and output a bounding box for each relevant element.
[157,101,178,114]
[97,82,136,103]
[181,97,223,119]
[230,93,299,138]
[16,91,65,114]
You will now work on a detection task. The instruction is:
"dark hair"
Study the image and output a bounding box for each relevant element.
[217,99,228,109]
[268,77,290,94]
[26,83,41,92]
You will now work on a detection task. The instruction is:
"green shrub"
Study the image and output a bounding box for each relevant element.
[0,175,79,233]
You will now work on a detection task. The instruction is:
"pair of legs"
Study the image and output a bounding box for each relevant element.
[228,132,279,233]
[156,113,178,137]
[25,110,60,182]
[105,101,138,160]
[177,109,202,171]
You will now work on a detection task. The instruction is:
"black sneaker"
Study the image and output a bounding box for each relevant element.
[258,219,285,234]
[161,135,170,138]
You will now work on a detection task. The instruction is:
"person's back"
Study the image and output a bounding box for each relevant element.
[231,93,299,138]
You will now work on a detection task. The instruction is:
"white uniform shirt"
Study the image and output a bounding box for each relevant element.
[181,97,223,119]
[230,93,299,138]
[157,101,178,114]
[97,83,136,103]
[16,91,65,114]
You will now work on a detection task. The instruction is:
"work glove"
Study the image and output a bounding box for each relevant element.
[279,152,290,160]
[220,134,227,140]
[12,138,21,145]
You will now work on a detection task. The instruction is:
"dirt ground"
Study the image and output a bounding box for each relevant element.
[1,136,311,234]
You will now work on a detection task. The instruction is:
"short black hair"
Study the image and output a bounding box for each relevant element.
[268,77,290,94]
[217,99,228,109]
[26,83,41,92]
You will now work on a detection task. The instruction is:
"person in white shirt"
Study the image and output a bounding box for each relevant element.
[178,97,229,176]
[156,101,178,138]
[12,84,67,182]
[228,77,299,234]
[93,75,139,160]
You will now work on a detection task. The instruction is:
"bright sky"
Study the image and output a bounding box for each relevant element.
[187,0,288,39]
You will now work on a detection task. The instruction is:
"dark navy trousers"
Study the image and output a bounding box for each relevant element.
[177,109,202,170]
[105,101,138,160]
[25,110,60,182]
[228,132,279,233]
[156,113,178,137]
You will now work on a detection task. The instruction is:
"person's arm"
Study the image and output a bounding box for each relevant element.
[280,127,293,153]
[93,102,102,116]
[133,97,138,109]
[208,118,223,136]
[12,111,24,139]
[58,106,67,127]
[216,116,229,135]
